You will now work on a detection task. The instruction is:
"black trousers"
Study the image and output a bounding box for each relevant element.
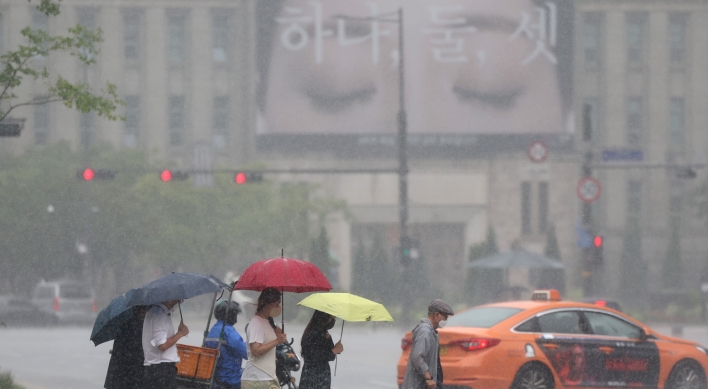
[144,362,177,389]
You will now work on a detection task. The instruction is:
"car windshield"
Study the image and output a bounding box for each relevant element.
[447,307,523,328]
[34,286,55,299]
[60,284,92,299]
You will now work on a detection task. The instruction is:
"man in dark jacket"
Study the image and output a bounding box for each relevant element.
[401,299,454,389]
[104,306,148,389]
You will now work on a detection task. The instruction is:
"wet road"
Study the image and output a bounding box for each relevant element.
[0,316,404,389]
[1,319,707,389]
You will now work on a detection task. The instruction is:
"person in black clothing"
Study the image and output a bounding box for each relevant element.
[298,311,344,389]
[104,306,148,389]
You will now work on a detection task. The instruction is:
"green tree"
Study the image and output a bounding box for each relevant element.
[466,226,502,305]
[0,366,24,389]
[309,226,331,280]
[662,224,683,289]
[368,233,394,305]
[619,220,646,308]
[0,0,121,122]
[0,144,344,298]
[351,235,369,296]
[536,225,565,293]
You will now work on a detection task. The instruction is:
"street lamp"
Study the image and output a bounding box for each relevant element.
[333,9,412,322]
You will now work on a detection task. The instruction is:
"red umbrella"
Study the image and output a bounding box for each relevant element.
[235,257,332,293]
[235,256,332,330]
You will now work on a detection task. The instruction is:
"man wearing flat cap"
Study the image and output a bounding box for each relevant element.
[402,299,454,389]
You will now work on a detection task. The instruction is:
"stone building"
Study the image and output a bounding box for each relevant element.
[574,0,708,302]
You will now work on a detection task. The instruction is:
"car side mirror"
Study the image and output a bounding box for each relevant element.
[639,328,648,341]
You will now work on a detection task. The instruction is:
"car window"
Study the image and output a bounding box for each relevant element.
[34,286,55,299]
[8,298,27,307]
[583,311,642,338]
[515,317,541,332]
[538,311,584,334]
[446,307,523,328]
[59,284,92,299]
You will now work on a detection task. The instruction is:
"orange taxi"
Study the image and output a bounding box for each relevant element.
[397,290,708,389]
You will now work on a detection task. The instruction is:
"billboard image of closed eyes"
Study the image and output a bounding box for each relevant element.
[255,0,574,156]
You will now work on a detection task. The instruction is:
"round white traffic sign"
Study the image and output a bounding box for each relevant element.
[527,141,549,163]
[577,177,602,203]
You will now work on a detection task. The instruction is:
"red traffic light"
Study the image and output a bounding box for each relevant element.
[161,170,173,182]
[593,235,603,248]
[235,172,247,184]
[82,168,95,181]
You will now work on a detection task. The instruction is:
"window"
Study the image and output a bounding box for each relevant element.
[169,96,185,146]
[537,311,585,334]
[669,14,687,64]
[584,97,601,142]
[521,181,532,235]
[626,13,646,63]
[626,97,643,146]
[538,182,549,234]
[124,95,140,148]
[583,312,641,338]
[584,13,602,65]
[0,14,4,55]
[33,286,55,299]
[212,13,229,63]
[627,180,642,224]
[34,104,50,145]
[80,112,95,149]
[32,9,48,56]
[59,284,92,299]
[669,98,684,149]
[446,307,523,328]
[77,8,97,61]
[123,10,141,61]
[213,96,229,148]
[669,179,683,229]
[515,317,541,333]
[168,13,187,65]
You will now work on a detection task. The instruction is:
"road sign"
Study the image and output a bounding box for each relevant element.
[527,141,548,163]
[601,148,643,162]
[576,222,592,248]
[577,177,601,203]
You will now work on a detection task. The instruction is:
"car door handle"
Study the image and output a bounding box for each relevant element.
[541,343,559,350]
[599,346,614,354]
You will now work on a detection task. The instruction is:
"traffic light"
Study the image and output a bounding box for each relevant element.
[592,235,603,265]
[77,168,116,181]
[234,171,263,184]
[160,170,189,182]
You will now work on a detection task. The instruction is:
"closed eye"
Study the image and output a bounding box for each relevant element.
[303,86,377,114]
[452,85,524,110]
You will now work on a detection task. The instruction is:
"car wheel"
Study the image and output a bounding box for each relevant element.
[512,363,555,389]
[666,360,707,389]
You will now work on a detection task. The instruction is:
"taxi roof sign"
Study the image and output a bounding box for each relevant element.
[531,289,561,301]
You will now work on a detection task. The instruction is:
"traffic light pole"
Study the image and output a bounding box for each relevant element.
[581,104,599,297]
[395,8,413,325]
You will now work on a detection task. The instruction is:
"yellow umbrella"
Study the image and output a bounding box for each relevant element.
[297,293,393,375]
[297,292,394,322]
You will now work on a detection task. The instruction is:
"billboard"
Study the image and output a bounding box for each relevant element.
[255,0,574,156]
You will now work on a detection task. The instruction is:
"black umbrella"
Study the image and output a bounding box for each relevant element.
[90,288,140,346]
[126,273,229,313]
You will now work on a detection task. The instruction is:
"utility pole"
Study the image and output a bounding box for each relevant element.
[581,104,598,296]
[394,8,412,324]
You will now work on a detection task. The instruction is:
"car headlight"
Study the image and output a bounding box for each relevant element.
[695,346,708,355]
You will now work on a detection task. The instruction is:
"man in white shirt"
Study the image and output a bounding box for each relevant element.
[142,299,189,389]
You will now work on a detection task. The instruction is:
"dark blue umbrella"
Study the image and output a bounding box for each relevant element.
[126,272,228,309]
[91,288,140,346]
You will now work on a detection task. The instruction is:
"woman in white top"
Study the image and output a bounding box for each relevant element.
[242,287,288,389]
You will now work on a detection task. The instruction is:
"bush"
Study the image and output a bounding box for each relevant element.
[0,367,24,389]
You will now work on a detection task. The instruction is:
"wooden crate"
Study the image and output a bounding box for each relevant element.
[176,344,218,381]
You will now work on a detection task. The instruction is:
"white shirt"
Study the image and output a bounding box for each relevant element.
[142,304,180,365]
[242,315,277,381]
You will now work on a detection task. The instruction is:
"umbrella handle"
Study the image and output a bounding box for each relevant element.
[178,302,183,322]
[335,321,344,376]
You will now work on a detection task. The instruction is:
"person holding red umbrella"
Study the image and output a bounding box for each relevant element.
[242,288,288,389]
